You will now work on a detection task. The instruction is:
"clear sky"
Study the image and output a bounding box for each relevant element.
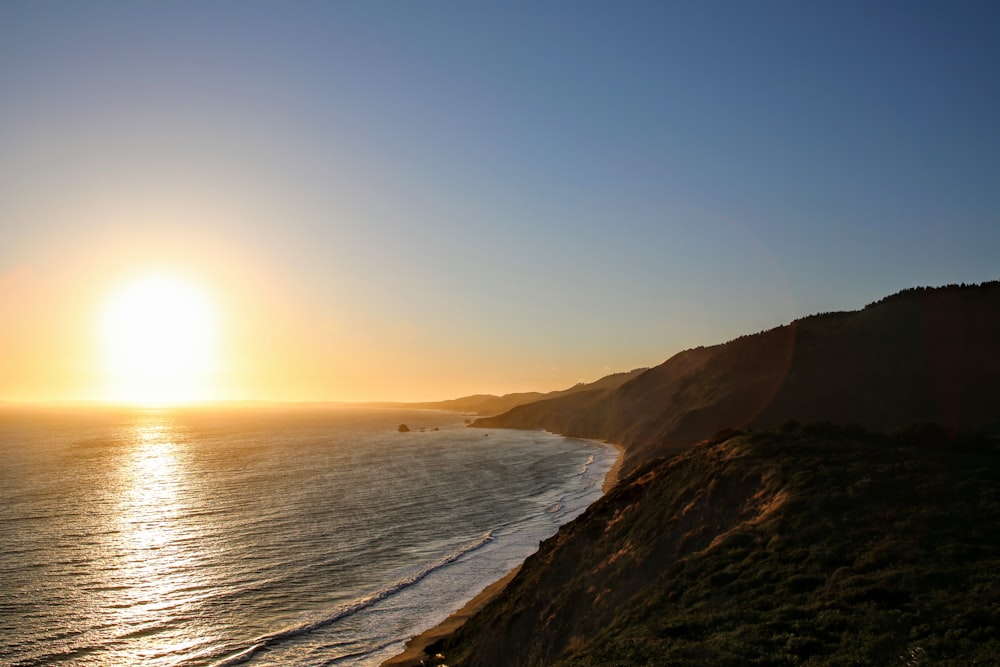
[1,1,998,403]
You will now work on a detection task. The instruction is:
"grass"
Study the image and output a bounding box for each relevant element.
[429,423,1000,666]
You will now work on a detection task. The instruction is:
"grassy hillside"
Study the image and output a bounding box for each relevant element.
[473,281,1000,477]
[425,424,1000,666]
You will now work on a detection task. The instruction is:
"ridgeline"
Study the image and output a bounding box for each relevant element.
[473,281,1000,478]
[373,368,647,418]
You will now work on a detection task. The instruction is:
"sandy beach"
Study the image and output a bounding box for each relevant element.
[380,566,521,667]
[381,440,625,666]
[602,441,626,494]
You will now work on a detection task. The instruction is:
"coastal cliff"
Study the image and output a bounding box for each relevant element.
[388,281,1000,666]
[429,425,1000,665]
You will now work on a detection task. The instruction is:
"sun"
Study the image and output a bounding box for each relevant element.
[101,272,218,404]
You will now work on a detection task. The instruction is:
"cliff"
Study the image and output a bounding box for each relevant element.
[425,424,1000,665]
[385,281,1000,666]
[473,281,1000,477]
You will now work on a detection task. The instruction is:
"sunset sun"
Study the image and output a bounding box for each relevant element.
[101,273,218,404]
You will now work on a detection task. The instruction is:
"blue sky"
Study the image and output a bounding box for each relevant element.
[1,2,998,401]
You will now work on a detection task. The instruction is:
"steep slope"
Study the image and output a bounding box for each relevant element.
[474,281,1000,476]
[424,425,1000,666]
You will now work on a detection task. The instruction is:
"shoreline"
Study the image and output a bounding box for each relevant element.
[602,441,625,494]
[380,566,521,667]
[380,439,625,667]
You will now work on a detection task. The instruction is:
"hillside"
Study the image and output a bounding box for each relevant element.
[422,424,1000,666]
[473,281,1000,477]
[381,281,1000,667]
[379,368,647,416]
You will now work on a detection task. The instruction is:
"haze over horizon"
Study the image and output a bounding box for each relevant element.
[2,2,998,404]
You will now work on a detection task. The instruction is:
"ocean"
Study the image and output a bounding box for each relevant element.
[0,405,615,666]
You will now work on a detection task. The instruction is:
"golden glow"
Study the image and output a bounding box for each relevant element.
[101,273,218,404]
[107,413,212,660]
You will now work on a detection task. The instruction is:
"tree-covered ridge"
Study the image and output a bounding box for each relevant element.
[864,279,1000,309]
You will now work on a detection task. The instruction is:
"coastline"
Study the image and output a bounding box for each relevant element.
[380,566,521,667]
[602,441,625,494]
[380,439,625,667]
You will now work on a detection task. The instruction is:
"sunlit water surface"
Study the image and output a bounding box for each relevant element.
[0,406,614,666]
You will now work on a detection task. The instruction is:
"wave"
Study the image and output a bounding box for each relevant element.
[323,637,403,665]
[208,531,494,667]
[578,454,595,476]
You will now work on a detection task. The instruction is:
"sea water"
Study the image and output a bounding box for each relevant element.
[0,405,615,666]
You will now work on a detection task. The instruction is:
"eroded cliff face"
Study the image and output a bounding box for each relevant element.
[426,426,1000,666]
[425,430,777,666]
[473,281,1000,478]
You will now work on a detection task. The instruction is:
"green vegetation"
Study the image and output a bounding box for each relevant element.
[429,425,1000,665]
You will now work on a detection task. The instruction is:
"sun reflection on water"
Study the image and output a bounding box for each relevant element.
[106,412,220,663]
[125,420,182,544]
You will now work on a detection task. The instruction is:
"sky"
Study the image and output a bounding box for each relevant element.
[1,1,998,403]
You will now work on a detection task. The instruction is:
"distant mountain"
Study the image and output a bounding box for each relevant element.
[474,281,1000,477]
[425,425,1000,665]
[379,368,647,417]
